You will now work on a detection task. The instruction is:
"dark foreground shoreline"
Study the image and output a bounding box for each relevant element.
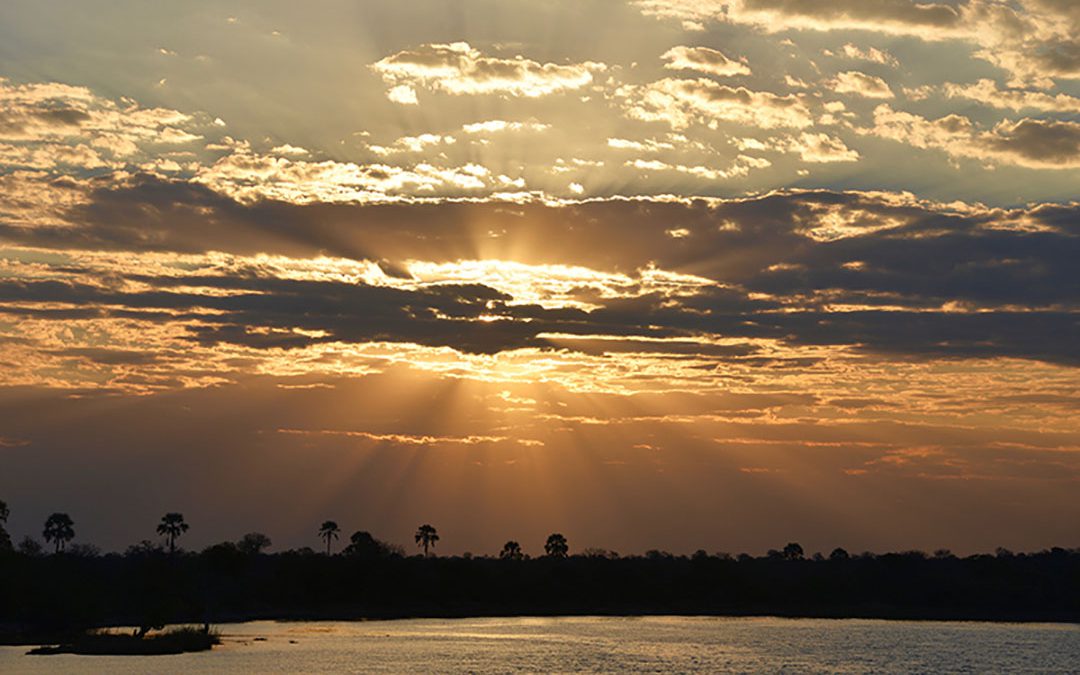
[3,547,1078,646]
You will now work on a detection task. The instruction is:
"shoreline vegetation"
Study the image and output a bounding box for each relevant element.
[2,545,1079,652]
[1,508,1078,653]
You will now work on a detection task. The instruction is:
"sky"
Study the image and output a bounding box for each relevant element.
[0,0,1078,557]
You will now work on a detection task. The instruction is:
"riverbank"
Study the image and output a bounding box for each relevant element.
[3,547,1078,640]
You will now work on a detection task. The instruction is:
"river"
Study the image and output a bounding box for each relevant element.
[1,616,1078,673]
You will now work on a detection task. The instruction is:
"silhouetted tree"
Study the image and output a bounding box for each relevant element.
[830,547,850,561]
[67,542,101,558]
[0,499,11,553]
[18,536,43,557]
[545,533,569,558]
[344,531,402,558]
[319,520,340,555]
[126,539,163,557]
[499,540,523,560]
[343,531,375,557]
[43,512,75,553]
[156,512,189,554]
[581,547,619,559]
[782,542,804,560]
[415,524,439,557]
[237,532,272,555]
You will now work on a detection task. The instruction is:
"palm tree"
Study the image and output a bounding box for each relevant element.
[415,524,439,557]
[545,533,569,558]
[499,540,523,560]
[156,512,189,554]
[319,520,340,555]
[43,513,75,553]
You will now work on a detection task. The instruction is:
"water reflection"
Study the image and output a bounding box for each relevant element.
[2,617,1078,673]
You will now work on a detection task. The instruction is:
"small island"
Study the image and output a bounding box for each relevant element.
[27,626,219,656]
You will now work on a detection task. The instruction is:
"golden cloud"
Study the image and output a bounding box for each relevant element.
[371,42,606,101]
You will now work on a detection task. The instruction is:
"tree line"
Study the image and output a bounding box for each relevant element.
[0,500,1073,567]
[2,498,1079,638]
[1,504,580,561]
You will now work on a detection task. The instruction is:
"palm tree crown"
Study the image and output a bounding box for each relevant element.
[319,520,340,555]
[415,524,439,557]
[156,512,189,554]
[43,513,75,553]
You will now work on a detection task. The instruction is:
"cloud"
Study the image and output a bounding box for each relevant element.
[779,132,860,163]
[277,428,541,447]
[371,42,606,101]
[607,137,676,152]
[0,170,93,226]
[0,78,198,147]
[270,144,310,156]
[626,155,772,180]
[461,120,551,134]
[662,46,751,77]
[194,148,511,203]
[369,133,455,156]
[633,0,720,29]
[634,0,1080,88]
[386,84,419,105]
[2,178,1077,368]
[943,79,1080,113]
[635,0,963,35]
[838,44,899,67]
[868,104,1080,169]
[0,142,108,170]
[618,78,814,129]
[830,71,895,99]
[0,76,212,191]
[980,118,1080,168]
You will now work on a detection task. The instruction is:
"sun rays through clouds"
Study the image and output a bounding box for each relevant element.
[0,0,1078,555]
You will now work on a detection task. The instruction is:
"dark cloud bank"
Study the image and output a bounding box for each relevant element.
[1,174,1078,364]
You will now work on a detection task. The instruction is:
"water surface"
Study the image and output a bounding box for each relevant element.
[1,616,1077,673]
